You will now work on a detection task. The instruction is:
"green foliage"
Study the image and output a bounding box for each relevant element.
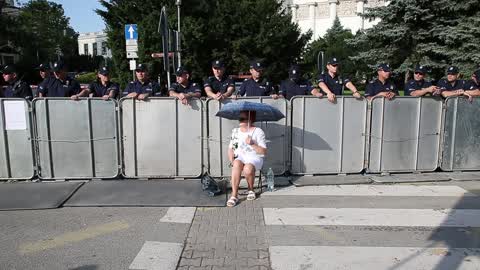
[75,72,97,84]
[97,0,311,85]
[350,0,480,80]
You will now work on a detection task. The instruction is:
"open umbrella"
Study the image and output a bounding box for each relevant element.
[215,101,285,122]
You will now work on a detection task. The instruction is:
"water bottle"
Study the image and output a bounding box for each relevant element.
[266,167,275,192]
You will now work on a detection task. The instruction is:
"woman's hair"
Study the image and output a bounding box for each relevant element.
[240,111,256,123]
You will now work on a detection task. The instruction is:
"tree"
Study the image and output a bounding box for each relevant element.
[302,17,358,81]
[349,0,480,80]
[97,0,311,85]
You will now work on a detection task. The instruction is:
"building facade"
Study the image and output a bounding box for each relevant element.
[78,31,112,58]
[0,0,21,65]
[284,0,386,39]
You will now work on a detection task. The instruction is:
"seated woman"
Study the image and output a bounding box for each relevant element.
[227,111,267,207]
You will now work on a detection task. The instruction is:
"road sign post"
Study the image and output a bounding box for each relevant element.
[125,24,139,80]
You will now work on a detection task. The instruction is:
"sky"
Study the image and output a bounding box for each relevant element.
[47,0,106,33]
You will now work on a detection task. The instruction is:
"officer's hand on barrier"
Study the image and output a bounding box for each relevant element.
[352,92,362,99]
[314,92,324,98]
[215,93,223,100]
[271,94,279,100]
[386,92,395,100]
[127,92,138,99]
[70,94,79,101]
[102,95,110,101]
[138,94,148,100]
[181,98,189,105]
[327,93,336,103]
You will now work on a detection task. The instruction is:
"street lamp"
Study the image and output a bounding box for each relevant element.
[176,0,182,67]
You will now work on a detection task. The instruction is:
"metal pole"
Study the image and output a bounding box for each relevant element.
[176,0,182,67]
[317,51,325,74]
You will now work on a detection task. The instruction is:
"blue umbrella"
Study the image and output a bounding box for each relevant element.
[215,101,285,122]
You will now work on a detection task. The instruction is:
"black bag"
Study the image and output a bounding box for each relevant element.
[201,173,222,197]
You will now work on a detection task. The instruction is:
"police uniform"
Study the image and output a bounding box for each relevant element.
[437,66,465,92]
[169,81,201,94]
[1,65,33,99]
[39,61,81,97]
[123,63,161,96]
[404,65,433,96]
[36,63,55,97]
[317,73,349,96]
[365,64,398,98]
[88,66,120,98]
[463,70,480,91]
[204,60,235,94]
[239,78,273,97]
[279,65,314,99]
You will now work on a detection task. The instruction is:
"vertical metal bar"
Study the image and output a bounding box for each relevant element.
[218,101,223,177]
[413,98,422,171]
[449,98,458,171]
[87,99,96,177]
[175,99,179,176]
[338,97,345,173]
[132,99,138,177]
[0,100,11,178]
[378,98,386,172]
[44,99,54,178]
[301,97,306,173]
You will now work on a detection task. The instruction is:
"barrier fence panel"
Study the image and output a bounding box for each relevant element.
[34,98,119,179]
[121,98,203,178]
[0,99,35,180]
[290,96,367,175]
[369,97,443,173]
[207,97,288,177]
[441,97,480,171]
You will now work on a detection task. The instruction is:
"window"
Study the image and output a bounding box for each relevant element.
[93,42,98,56]
[101,42,107,55]
[84,44,89,55]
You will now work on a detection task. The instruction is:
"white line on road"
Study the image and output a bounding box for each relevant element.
[264,208,480,227]
[262,185,474,197]
[129,241,183,270]
[160,207,196,224]
[270,246,480,270]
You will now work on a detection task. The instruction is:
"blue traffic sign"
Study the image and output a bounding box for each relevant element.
[125,24,138,40]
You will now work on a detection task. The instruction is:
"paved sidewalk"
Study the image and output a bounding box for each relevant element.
[177,199,271,270]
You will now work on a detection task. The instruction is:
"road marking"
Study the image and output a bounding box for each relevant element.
[160,207,196,223]
[264,208,480,227]
[270,246,480,270]
[129,241,183,270]
[262,185,474,197]
[19,221,129,255]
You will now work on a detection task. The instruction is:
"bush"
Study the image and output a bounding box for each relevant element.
[76,72,97,84]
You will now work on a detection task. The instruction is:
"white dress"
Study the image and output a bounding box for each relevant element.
[228,127,267,170]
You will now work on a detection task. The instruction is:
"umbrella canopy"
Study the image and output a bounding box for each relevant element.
[215,101,285,122]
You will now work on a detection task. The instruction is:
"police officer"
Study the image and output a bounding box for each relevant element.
[239,60,275,97]
[75,66,119,100]
[204,60,235,100]
[365,64,398,100]
[317,58,361,103]
[279,65,321,100]
[123,63,161,100]
[438,66,466,98]
[1,64,33,99]
[36,63,54,97]
[462,69,480,98]
[38,60,81,98]
[404,65,439,97]
[169,66,201,105]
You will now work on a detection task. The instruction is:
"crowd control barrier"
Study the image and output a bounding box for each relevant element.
[441,97,480,171]
[120,98,203,178]
[0,99,35,180]
[368,97,443,173]
[33,98,119,179]
[206,97,288,177]
[290,96,368,174]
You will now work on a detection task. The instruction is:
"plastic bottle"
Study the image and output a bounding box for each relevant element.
[266,167,275,192]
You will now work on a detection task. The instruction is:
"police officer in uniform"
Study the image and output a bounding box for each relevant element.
[38,60,81,98]
[365,64,398,100]
[169,66,201,105]
[279,65,321,100]
[204,60,235,100]
[404,65,439,96]
[36,63,54,97]
[123,63,161,100]
[76,66,119,100]
[1,64,33,99]
[317,58,361,103]
[438,66,466,98]
[239,60,275,97]
[463,69,480,98]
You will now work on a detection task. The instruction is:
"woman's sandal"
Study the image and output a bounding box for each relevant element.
[226,196,238,207]
[247,190,256,201]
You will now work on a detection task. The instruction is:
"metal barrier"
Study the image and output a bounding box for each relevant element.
[368,97,443,173]
[33,98,119,179]
[441,97,480,171]
[120,98,203,178]
[290,96,368,175]
[0,99,35,180]
[206,97,288,177]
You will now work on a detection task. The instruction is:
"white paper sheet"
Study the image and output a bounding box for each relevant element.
[4,101,27,130]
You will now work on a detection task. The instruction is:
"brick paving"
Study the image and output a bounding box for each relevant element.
[177,198,271,270]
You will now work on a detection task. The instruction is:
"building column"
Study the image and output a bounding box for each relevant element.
[356,0,366,30]
[290,4,299,22]
[309,2,317,38]
[329,0,338,23]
